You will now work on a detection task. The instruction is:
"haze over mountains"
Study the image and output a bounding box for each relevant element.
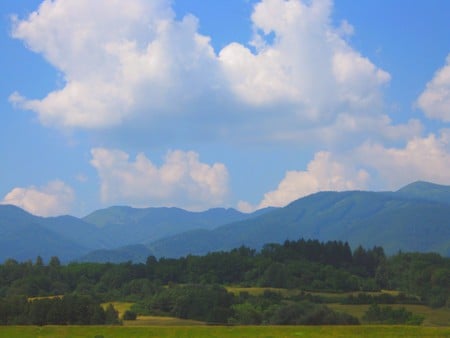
[1,181,449,263]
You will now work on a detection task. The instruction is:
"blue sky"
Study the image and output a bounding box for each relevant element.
[1,0,450,217]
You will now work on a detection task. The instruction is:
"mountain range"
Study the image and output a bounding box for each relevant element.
[1,181,449,263]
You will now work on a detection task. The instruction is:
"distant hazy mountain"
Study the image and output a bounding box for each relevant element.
[0,203,271,262]
[83,206,266,248]
[0,205,88,262]
[40,215,111,249]
[148,182,450,258]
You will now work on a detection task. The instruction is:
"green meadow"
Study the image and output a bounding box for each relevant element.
[1,325,449,338]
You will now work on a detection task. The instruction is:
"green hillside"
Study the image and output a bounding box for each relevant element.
[149,186,450,258]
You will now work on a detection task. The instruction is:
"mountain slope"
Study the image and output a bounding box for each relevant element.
[0,205,88,262]
[149,186,450,258]
[40,215,111,249]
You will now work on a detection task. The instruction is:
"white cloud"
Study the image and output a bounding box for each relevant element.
[10,0,393,147]
[417,54,450,122]
[241,151,369,210]
[270,113,423,147]
[90,148,229,210]
[356,130,450,189]
[1,180,75,217]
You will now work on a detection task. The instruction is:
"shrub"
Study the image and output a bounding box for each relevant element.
[122,310,137,320]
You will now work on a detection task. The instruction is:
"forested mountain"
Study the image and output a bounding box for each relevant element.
[148,182,450,258]
[1,181,449,263]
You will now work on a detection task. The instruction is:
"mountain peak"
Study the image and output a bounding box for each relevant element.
[395,181,450,204]
[397,180,449,191]
[0,204,36,219]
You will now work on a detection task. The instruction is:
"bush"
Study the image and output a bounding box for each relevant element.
[122,310,137,320]
[268,301,359,325]
[362,304,423,325]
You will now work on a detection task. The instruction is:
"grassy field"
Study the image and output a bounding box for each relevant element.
[101,301,206,326]
[0,325,449,338]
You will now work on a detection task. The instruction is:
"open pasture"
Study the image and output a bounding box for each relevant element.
[0,325,449,338]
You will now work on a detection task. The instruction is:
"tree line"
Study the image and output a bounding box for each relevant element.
[0,294,119,325]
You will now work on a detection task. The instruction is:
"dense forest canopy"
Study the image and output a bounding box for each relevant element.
[0,239,448,325]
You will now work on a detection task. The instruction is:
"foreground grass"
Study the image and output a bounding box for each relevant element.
[1,325,449,338]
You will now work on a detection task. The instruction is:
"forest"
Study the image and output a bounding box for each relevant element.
[0,238,448,325]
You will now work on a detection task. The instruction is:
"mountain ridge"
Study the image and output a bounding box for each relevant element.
[148,183,450,258]
[1,181,449,263]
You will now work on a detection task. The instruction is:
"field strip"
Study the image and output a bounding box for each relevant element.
[0,325,449,338]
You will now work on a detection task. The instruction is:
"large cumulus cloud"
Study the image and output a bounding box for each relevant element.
[10,0,219,128]
[10,0,395,145]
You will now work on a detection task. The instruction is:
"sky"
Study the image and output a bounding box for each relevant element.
[1,0,450,217]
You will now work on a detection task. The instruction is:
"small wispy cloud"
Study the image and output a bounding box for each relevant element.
[90,148,229,210]
[1,180,75,216]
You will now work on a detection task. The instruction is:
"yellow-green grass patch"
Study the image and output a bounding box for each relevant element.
[101,301,134,318]
[27,295,64,302]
